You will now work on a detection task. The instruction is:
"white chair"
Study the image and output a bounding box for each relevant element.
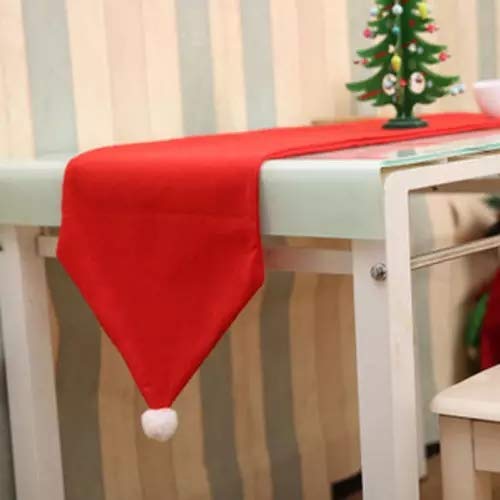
[431,366,500,500]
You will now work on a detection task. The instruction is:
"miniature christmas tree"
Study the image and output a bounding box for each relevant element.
[346,0,464,129]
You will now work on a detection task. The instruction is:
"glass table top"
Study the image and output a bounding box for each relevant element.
[300,130,500,168]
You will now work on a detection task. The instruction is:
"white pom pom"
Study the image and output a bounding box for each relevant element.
[141,408,178,442]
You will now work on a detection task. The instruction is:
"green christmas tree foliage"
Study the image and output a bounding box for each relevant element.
[346,0,463,129]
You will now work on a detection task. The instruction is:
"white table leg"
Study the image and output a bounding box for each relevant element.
[0,226,64,500]
[353,239,399,499]
[352,181,419,499]
[415,325,428,480]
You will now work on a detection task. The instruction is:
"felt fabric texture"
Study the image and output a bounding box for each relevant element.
[57,113,500,411]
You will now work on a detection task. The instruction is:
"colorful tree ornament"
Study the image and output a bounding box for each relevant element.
[392,3,403,15]
[417,1,429,19]
[439,51,450,62]
[391,54,402,72]
[346,0,461,129]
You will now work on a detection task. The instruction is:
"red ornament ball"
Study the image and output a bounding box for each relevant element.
[363,28,372,38]
[439,52,449,62]
[426,24,438,33]
[400,79,408,87]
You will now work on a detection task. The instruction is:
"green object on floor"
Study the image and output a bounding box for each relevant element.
[485,195,500,211]
[465,293,489,361]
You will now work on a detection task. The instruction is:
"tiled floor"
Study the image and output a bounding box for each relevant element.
[347,455,500,499]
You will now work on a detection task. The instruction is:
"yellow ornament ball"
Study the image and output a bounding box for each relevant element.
[417,2,429,19]
[391,54,402,72]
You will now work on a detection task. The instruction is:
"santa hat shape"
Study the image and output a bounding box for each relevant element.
[57,114,500,440]
[57,139,265,440]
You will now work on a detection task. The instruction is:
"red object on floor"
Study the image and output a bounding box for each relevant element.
[481,269,500,369]
[58,113,500,420]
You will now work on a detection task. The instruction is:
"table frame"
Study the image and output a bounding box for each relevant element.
[3,153,500,500]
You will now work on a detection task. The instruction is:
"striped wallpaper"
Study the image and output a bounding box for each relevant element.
[1,1,500,499]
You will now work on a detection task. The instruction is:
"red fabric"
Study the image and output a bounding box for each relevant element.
[481,270,500,369]
[58,112,500,409]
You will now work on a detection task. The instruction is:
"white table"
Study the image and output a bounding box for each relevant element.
[3,130,500,500]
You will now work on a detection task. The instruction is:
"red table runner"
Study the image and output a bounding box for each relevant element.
[58,113,500,440]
